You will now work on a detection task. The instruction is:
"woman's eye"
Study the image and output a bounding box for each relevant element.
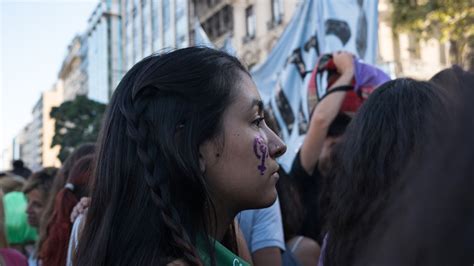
[253,117,264,127]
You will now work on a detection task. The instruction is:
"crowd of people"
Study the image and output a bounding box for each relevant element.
[0,47,473,266]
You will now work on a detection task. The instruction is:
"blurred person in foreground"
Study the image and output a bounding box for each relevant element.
[353,66,474,265]
[320,78,450,266]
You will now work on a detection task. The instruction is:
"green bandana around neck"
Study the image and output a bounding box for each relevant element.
[197,237,250,266]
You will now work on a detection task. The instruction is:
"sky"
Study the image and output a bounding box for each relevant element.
[0,0,97,161]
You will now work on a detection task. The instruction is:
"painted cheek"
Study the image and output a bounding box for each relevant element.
[253,136,269,175]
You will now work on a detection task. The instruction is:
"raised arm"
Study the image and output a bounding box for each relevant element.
[299,52,354,175]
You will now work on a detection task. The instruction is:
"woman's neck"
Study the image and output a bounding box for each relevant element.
[207,200,236,242]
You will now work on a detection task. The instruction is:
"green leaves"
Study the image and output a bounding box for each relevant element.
[390,0,473,68]
[50,95,106,162]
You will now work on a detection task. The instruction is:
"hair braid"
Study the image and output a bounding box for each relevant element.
[122,89,203,265]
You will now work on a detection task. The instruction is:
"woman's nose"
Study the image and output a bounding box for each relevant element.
[268,133,287,159]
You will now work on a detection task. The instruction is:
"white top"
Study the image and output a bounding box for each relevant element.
[237,197,286,253]
[66,214,84,266]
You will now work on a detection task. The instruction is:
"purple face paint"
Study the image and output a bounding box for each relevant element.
[253,136,269,175]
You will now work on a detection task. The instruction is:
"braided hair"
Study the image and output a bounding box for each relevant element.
[75,47,248,266]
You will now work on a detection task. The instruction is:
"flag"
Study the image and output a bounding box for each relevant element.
[194,18,214,48]
[251,0,379,171]
[316,0,378,64]
[222,34,237,57]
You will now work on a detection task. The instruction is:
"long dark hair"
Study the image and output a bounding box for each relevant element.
[75,47,248,265]
[39,143,95,251]
[353,67,474,265]
[39,155,94,266]
[323,78,448,266]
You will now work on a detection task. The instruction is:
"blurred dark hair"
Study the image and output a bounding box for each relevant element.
[353,66,474,265]
[276,170,305,241]
[0,174,26,194]
[327,113,351,138]
[323,79,449,266]
[23,167,57,199]
[11,160,32,179]
[429,64,466,91]
[38,143,95,255]
[12,160,24,169]
[75,47,248,265]
[39,155,94,266]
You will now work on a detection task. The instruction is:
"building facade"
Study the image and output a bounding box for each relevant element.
[27,97,44,171]
[1,143,14,172]
[86,0,123,104]
[59,35,89,102]
[121,0,190,71]
[17,84,64,171]
[193,0,449,78]
[193,0,298,68]
[14,122,38,171]
[41,83,63,168]
[377,0,451,79]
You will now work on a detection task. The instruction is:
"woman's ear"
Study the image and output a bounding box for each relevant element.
[199,137,223,174]
[198,154,206,173]
[198,140,217,174]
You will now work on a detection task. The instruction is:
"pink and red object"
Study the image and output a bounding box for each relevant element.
[308,53,390,113]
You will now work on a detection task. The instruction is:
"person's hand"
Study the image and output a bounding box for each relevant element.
[333,51,354,76]
[70,197,91,223]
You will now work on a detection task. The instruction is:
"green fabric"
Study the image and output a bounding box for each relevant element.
[3,192,38,244]
[197,237,250,266]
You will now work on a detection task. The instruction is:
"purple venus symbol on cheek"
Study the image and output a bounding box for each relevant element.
[253,136,269,175]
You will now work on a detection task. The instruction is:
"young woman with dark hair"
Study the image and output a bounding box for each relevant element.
[39,155,94,266]
[321,78,449,266]
[74,47,286,265]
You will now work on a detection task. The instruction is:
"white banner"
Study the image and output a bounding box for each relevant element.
[251,0,379,172]
[317,0,378,64]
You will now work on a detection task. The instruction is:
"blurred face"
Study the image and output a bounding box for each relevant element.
[200,73,287,213]
[26,189,44,228]
[318,136,342,176]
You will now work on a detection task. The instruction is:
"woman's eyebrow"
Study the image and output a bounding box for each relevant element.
[248,98,264,114]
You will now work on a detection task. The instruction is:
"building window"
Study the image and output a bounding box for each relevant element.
[271,0,283,26]
[244,5,256,42]
[142,0,150,55]
[175,0,188,48]
[163,0,173,47]
[133,12,141,63]
[151,0,161,50]
[126,19,134,69]
[201,4,233,41]
[124,0,129,25]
